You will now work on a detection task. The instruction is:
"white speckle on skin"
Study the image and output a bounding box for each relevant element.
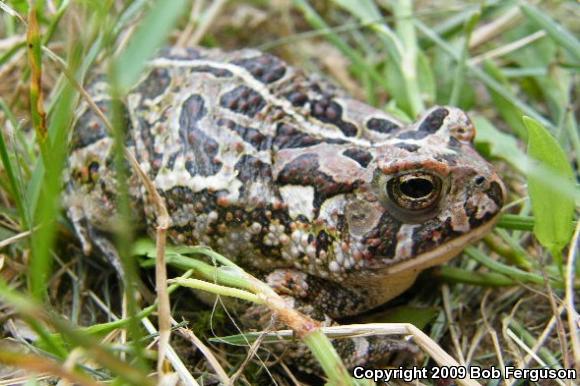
[335,251,344,265]
[306,245,317,258]
[280,185,315,221]
[154,165,242,202]
[394,224,419,260]
[332,242,350,271]
[300,233,309,247]
[290,245,300,258]
[279,234,290,245]
[208,211,219,222]
[328,261,340,272]
[250,222,262,234]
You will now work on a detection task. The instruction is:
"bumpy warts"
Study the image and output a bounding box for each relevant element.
[64,47,505,369]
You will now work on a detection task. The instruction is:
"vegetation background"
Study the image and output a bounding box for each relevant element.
[0,0,578,385]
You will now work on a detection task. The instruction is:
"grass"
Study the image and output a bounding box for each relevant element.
[0,0,578,385]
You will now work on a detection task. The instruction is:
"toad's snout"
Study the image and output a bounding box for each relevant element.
[486,176,506,212]
[467,171,506,224]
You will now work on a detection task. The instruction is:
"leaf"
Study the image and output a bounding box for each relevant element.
[523,116,575,256]
[472,115,527,173]
[113,0,187,92]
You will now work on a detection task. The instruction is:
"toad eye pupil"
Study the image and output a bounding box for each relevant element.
[400,178,433,199]
[384,171,444,216]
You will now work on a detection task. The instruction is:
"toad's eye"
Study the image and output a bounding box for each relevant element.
[386,172,443,213]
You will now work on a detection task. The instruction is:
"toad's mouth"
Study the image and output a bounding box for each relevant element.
[342,212,502,314]
[377,212,501,276]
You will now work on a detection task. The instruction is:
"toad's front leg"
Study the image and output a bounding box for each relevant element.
[241,269,420,370]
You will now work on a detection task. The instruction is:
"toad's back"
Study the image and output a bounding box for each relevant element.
[65,47,504,315]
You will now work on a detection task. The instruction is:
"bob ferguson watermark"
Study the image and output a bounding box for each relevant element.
[352,365,577,383]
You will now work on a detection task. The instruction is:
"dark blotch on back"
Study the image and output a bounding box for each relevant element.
[218,118,271,151]
[274,123,348,149]
[311,99,358,137]
[286,91,309,106]
[220,85,266,117]
[418,107,449,133]
[72,100,132,150]
[234,154,272,183]
[366,118,400,134]
[396,130,430,140]
[343,148,373,168]
[179,94,222,176]
[136,68,171,100]
[434,153,458,166]
[179,94,207,127]
[232,54,286,84]
[274,123,321,149]
[277,153,360,207]
[395,143,419,152]
[166,151,179,170]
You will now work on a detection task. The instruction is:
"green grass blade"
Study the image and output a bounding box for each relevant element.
[332,0,403,63]
[523,116,575,258]
[0,100,29,227]
[333,0,425,116]
[112,0,187,92]
[466,246,562,288]
[107,0,187,371]
[519,2,580,62]
[449,10,479,106]
[508,319,563,369]
[391,0,424,116]
[415,19,556,131]
[29,84,76,299]
[496,214,535,231]
[438,266,516,287]
[293,0,392,95]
